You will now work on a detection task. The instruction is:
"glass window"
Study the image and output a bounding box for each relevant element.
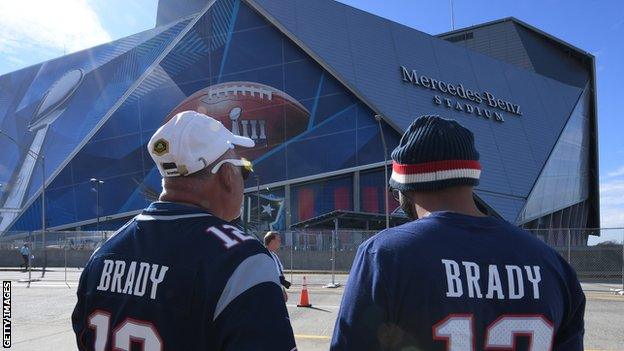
[290,175,353,224]
[360,169,399,214]
[519,89,591,224]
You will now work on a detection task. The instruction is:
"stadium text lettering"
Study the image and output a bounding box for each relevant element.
[441,259,542,300]
[400,66,523,123]
[96,260,169,300]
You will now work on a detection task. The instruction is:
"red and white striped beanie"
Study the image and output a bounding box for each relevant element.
[389,115,481,192]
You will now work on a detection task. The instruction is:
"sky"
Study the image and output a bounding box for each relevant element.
[0,0,622,243]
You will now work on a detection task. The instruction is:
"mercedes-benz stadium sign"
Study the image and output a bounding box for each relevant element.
[400,65,522,123]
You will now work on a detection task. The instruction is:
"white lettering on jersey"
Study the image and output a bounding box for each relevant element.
[506,265,524,299]
[441,259,541,300]
[95,259,169,300]
[207,224,253,249]
[441,259,463,297]
[486,265,505,299]
[122,261,136,294]
[524,265,542,299]
[134,262,150,297]
[111,260,126,293]
[96,260,114,291]
[149,265,169,300]
[462,261,483,298]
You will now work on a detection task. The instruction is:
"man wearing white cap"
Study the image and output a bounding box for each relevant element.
[72,111,297,350]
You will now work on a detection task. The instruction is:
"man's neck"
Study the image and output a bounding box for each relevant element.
[416,203,485,219]
[412,186,486,219]
[159,191,228,220]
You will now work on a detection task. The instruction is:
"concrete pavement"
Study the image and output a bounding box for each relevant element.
[1,269,622,350]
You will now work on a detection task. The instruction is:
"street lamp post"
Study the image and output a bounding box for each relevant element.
[41,157,46,278]
[90,178,105,241]
[374,115,390,229]
[0,129,47,278]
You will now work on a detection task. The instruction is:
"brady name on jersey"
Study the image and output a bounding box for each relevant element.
[441,259,542,300]
[95,259,169,300]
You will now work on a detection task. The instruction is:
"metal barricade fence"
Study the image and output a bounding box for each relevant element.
[0,230,115,268]
[526,228,624,292]
[276,230,377,274]
[274,228,623,292]
[2,227,622,292]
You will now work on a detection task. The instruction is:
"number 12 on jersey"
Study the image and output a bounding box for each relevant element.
[433,314,554,351]
[206,225,252,249]
[89,311,163,351]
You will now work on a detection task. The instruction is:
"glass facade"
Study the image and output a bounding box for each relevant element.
[360,169,399,215]
[522,201,590,246]
[518,86,591,225]
[290,175,353,224]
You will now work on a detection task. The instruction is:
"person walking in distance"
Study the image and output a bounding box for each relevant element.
[264,231,291,301]
[72,111,297,351]
[19,242,30,270]
[331,115,585,350]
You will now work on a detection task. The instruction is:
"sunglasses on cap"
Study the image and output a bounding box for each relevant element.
[211,158,254,180]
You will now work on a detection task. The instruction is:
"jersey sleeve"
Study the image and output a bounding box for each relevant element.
[553,261,586,350]
[330,243,391,350]
[212,252,297,351]
[71,262,91,350]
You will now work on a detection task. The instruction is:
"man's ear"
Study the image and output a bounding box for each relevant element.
[217,163,235,193]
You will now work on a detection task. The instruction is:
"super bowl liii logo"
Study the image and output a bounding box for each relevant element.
[400,66,522,122]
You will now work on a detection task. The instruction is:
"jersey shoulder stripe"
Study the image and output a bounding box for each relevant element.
[135,213,212,221]
[213,252,280,320]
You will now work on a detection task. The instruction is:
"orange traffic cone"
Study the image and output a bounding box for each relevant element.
[297,276,312,307]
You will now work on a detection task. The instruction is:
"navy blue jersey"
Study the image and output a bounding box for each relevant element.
[72,202,296,351]
[331,212,585,351]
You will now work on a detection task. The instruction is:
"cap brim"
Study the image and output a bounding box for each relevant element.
[230,134,255,148]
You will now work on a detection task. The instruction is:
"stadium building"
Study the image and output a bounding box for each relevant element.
[0,0,599,245]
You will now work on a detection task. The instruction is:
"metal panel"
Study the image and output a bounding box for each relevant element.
[439,21,534,72]
[474,190,526,223]
[345,8,409,127]
[515,24,589,88]
[291,0,356,84]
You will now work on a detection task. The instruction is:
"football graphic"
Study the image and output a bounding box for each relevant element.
[165,81,310,160]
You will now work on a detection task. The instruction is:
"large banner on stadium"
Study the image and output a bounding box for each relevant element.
[0,0,397,233]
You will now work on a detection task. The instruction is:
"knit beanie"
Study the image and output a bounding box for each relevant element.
[389,115,481,192]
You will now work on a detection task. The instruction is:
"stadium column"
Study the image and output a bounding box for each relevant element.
[353,171,360,212]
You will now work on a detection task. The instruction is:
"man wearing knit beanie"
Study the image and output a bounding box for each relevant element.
[332,115,585,351]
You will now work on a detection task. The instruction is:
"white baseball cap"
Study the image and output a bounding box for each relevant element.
[148,111,255,177]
